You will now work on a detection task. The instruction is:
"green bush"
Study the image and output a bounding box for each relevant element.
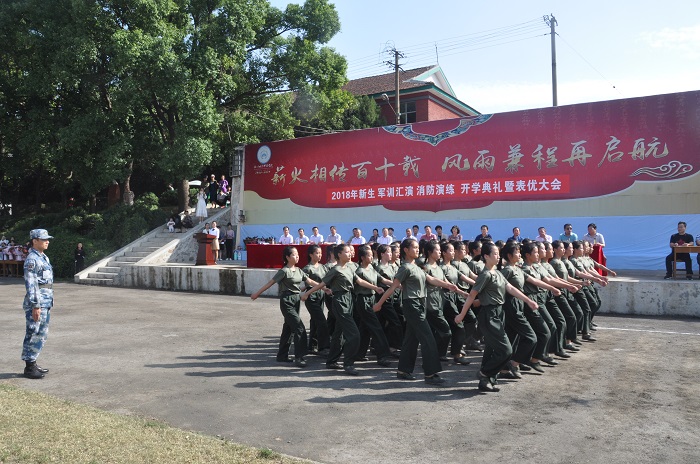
[159,188,178,207]
[1,203,168,279]
[134,192,159,211]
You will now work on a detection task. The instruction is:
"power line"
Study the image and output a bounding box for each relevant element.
[555,32,625,98]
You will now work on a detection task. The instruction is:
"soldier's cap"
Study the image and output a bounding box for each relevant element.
[30,229,53,240]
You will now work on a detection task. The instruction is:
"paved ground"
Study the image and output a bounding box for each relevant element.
[1,280,699,463]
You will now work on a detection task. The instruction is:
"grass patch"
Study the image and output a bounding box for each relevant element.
[0,383,309,464]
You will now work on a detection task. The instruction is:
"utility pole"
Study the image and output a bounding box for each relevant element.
[394,49,401,124]
[383,45,405,124]
[544,14,558,107]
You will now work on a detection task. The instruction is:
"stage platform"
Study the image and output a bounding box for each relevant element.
[114,263,700,318]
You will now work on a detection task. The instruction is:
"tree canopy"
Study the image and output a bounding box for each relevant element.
[0,0,377,212]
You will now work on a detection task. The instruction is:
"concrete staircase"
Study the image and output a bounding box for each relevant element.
[76,206,231,286]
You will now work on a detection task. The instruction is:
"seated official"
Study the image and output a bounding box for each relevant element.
[664,221,694,280]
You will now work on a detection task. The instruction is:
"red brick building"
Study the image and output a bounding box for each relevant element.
[343,65,479,124]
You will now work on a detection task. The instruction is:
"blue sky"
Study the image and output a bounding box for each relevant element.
[270,0,700,114]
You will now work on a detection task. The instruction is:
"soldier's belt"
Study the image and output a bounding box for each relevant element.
[39,284,53,289]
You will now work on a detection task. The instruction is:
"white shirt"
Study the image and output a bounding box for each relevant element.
[377,236,393,245]
[349,236,366,245]
[309,234,325,244]
[414,233,423,242]
[296,236,310,245]
[208,227,220,239]
[535,234,552,243]
[278,234,294,245]
[582,232,605,246]
[327,233,342,244]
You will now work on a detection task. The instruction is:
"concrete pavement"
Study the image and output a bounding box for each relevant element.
[1,280,699,463]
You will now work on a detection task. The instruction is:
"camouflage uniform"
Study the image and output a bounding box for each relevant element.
[22,237,54,363]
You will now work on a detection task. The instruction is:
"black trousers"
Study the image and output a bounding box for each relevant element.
[304,292,330,351]
[573,290,592,334]
[544,295,567,354]
[356,293,391,360]
[478,304,512,380]
[554,291,579,342]
[504,296,537,364]
[398,298,442,377]
[443,291,467,356]
[523,295,551,360]
[376,293,403,349]
[277,293,307,360]
[666,252,692,276]
[327,292,360,367]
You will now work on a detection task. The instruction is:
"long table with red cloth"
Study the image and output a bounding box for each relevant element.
[246,244,360,269]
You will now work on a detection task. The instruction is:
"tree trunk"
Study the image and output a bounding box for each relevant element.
[177,178,189,212]
[123,160,134,205]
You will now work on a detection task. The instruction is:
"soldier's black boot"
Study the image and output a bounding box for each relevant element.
[24,361,45,379]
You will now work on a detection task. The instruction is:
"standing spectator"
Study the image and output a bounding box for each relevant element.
[404,228,415,241]
[219,175,229,196]
[22,229,55,379]
[224,223,235,260]
[279,226,294,245]
[195,188,208,223]
[74,243,86,274]
[559,223,578,242]
[209,221,220,262]
[208,174,219,208]
[413,225,423,242]
[535,227,552,243]
[665,221,694,279]
[387,227,397,242]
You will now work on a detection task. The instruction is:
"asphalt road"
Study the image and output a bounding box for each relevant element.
[1,280,699,463]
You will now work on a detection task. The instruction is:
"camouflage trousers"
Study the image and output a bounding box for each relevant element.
[21,307,51,362]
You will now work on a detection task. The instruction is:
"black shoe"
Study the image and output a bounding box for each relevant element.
[439,355,449,362]
[664,275,671,280]
[591,322,598,327]
[23,364,45,379]
[528,362,545,373]
[293,357,307,368]
[590,326,597,331]
[571,339,583,346]
[478,379,496,392]
[317,348,330,358]
[377,357,392,367]
[564,344,580,351]
[388,350,401,359]
[582,334,597,342]
[453,356,471,365]
[326,362,342,369]
[343,366,359,376]
[396,371,416,380]
[276,357,293,363]
[518,363,532,372]
[555,351,572,358]
[354,356,369,362]
[541,357,559,366]
[424,374,446,386]
[498,370,520,380]
[687,275,694,280]
[36,365,49,374]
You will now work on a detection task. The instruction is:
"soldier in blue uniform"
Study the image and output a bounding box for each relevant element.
[22,229,54,379]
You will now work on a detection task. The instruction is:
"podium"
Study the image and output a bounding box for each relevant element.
[194,233,216,265]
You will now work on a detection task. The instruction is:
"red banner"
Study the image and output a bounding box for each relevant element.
[245,91,700,212]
